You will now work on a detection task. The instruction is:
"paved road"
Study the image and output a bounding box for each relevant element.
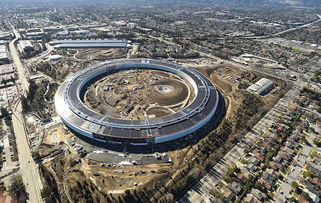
[272,14,321,37]
[9,22,43,203]
[275,123,321,202]
[179,87,299,202]
[239,14,321,39]
[8,23,29,92]
[12,103,43,203]
[26,42,54,66]
[148,34,295,83]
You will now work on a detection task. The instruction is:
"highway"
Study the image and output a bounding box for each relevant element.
[8,22,43,203]
[240,14,321,39]
[271,14,321,37]
[11,103,43,203]
[147,34,295,82]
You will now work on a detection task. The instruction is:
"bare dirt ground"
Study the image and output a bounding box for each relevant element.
[40,124,176,196]
[84,69,194,120]
[39,56,288,201]
[79,160,172,193]
[0,191,17,203]
[39,124,76,157]
[180,60,248,119]
[28,48,128,83]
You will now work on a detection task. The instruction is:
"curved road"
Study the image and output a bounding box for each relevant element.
[26,43,54,66]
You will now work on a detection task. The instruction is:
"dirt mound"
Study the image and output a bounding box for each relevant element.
[149,79,188,106]
[146,107,172,117]
[83,69,194,120]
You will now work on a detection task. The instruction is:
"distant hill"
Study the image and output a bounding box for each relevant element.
[189,0,321,6]
[278,0,321,6]
[0,0,320,7]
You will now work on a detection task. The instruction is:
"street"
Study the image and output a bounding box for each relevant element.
[8,22,43,203]
[275,123,321,202]
[8,25,29,93]
[152,27,312,202]
[179,87,300,203]
[11,103,43,203]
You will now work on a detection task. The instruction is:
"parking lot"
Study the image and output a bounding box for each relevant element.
[0,122,19,179]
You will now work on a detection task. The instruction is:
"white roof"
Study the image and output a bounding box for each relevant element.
[256,78,273,86]
[247,78,274,95]
[49,55,63,60]
[0,45,6,53]
[0,45,8,59]
[19,40,33,48]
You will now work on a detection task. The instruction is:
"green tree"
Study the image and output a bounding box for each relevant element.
[291,181,299,190]
[8,175,28,202]
[41,186,55,203]
[0,107,9,119]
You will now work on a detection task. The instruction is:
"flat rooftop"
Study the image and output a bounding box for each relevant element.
[49,39,127,45]
[53,42,129,49]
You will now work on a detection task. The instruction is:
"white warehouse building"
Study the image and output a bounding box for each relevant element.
[247,78,275,96]
[18,40,34,53]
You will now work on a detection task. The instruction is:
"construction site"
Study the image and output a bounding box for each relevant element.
[18,34,290,203]
[84,69,195,120]
[33,53,289,199]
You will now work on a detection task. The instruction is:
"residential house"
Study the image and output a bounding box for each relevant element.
[251,188,267,202]
[222,187,235,202]
[244,194,262,203]
[259,171,277,190]
[227,181,242,195]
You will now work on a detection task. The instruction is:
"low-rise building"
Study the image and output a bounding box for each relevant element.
[259,171,277,190]
[49,55,63,61]
[0,44,10,63]
[222,187,235,202]
[0,32,13,40]
[251,188,267,202]
[18,40,34,53]
[227,181,242,195]
[244,194,262,203]
[49,39,130,49]
[247,78,275,96]
[56,31,69,38]
[310,164,321,178]
[302,179,321,200]
[0,64,14,75]
[24,31,44,39]
[0,73,15,87]
[43,27,64,33]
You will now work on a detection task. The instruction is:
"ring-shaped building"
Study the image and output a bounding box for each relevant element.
[55,59,220,147]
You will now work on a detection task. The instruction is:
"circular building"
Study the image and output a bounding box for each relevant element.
[55,59,221,149]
